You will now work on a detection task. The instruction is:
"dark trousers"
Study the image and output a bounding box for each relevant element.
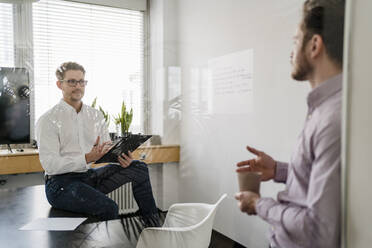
[45,161,157,220]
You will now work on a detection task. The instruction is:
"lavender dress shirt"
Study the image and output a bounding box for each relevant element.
[256,74,342,248]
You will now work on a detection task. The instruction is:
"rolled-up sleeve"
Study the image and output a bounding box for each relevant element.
[256,120,341,248]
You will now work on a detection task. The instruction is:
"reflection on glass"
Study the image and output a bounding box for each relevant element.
[0,67,30,145]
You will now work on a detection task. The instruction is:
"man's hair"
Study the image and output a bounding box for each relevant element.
[301,0,345,67]
[55,62,85,80]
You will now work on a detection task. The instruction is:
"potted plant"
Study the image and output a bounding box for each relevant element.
[113,101,133,137]
[91,97,110,124]
[91,97,114,139]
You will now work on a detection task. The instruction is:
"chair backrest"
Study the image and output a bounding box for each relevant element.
[136,194,227,248]
[162,202,214,228]
[186,194,227,247]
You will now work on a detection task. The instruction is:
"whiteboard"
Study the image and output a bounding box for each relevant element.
[208,49,254,115]
[175,0,310,247]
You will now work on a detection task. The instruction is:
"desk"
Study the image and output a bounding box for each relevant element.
[0,185,165,248]
[0,145,180,175]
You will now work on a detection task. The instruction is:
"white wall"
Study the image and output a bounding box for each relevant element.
[173,0,310,247]
[344,1,372,247]
[148,0,181,210]
[149,0,180,145]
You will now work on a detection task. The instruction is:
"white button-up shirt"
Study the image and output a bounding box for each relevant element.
[36,99,110,175]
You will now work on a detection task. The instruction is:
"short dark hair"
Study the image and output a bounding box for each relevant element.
[56,62,85,80]
[301,0,345,67]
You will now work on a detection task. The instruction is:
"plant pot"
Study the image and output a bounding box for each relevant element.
[109,132,118,141]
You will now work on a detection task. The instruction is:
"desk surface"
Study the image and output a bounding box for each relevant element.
[0,145,180,175]
[0,148,38,157]
[0,145,180,157]
[0,185,161,248]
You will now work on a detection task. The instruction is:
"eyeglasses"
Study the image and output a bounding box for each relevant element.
[60,79,88,87]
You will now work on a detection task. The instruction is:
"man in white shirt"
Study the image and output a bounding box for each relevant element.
[36,62,158,222]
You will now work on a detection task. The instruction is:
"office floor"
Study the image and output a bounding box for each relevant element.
[0,173,246,248]
[209,231,246,248]
[0,172,44,189]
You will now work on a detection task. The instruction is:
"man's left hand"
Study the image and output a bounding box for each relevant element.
[235,191,260,215]
[118,151,134,168]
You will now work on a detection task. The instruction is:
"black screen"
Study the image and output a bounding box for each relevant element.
[0,67,30,144]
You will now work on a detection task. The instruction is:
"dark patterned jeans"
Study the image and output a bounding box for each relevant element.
[45,161,157,220]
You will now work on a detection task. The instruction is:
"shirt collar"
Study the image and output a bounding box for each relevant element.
[307,73,343,111]
[59,99,85,113]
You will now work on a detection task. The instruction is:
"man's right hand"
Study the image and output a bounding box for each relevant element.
[236,145,277,181]
[85,136,112,163]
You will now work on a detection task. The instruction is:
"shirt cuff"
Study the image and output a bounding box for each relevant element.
[274,161,288,183]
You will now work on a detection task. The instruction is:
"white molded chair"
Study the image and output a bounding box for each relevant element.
[136,194,227,248]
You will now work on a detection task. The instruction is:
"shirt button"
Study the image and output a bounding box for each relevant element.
[307,114,312,120]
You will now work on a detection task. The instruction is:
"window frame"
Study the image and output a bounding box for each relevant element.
[9,0,149,141]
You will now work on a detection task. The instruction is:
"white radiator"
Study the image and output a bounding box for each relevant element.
[107,182,138,214]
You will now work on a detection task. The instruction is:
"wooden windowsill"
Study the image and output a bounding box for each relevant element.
[0,149,39,157]
[0,145,180,175]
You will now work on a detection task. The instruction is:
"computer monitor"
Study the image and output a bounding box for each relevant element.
[0,67,30,145]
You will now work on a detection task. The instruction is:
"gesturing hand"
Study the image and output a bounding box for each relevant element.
[118,151,134,168]
[236,145,277,181]
[85,136,112,163]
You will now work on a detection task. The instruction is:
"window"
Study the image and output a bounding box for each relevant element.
[33,0,145,133]
[0,0,145,136]
[0,3,14,67]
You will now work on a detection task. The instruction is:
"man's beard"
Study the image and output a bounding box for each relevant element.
[71,90,83,101]
[291,47,313,81]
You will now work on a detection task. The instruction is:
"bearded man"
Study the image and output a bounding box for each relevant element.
[234,1,345,247]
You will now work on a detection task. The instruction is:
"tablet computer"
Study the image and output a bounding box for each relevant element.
[95,133,152,164]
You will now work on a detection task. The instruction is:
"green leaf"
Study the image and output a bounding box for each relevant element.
[98,105,110,124]
[91,97,97,108]
[115,100,134,135]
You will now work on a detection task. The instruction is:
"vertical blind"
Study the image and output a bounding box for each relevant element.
[0,3,14,67]
[32,0,144,132]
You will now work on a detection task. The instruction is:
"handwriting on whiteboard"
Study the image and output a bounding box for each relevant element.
[208,49,254,114]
